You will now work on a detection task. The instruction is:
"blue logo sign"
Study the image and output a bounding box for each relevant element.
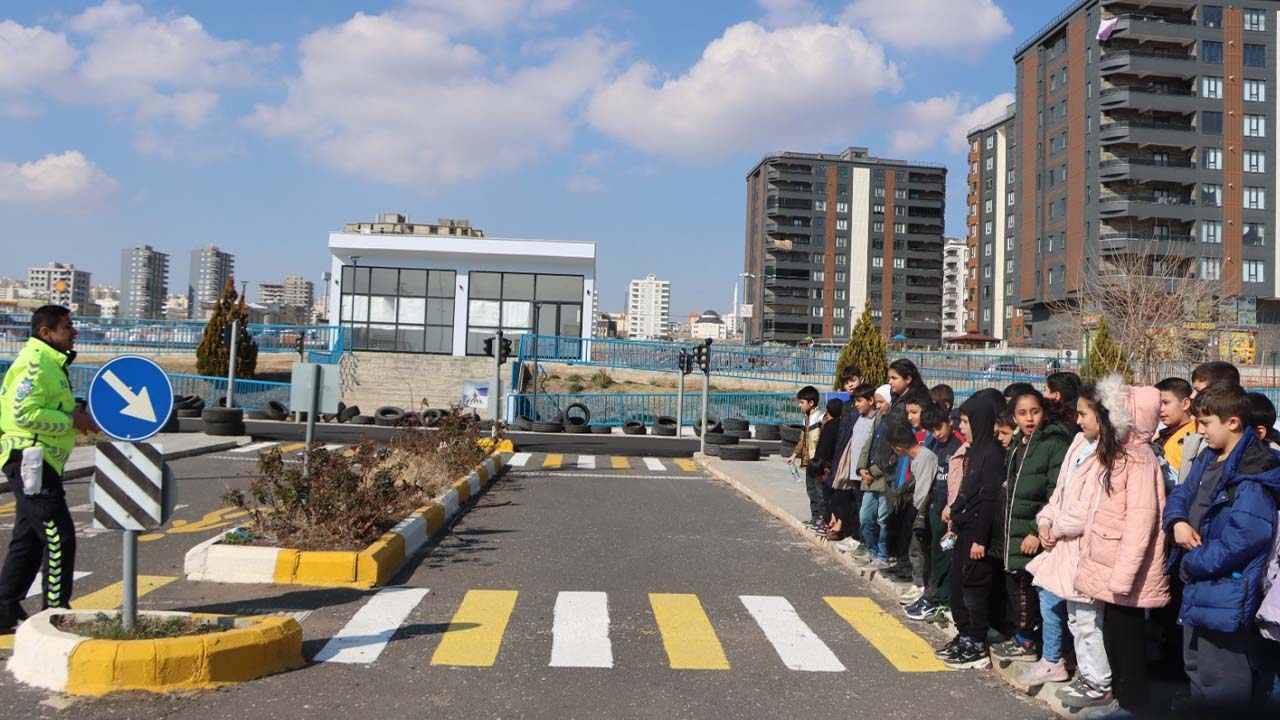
[87,356,175,442]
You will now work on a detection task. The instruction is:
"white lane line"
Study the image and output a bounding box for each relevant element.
[508,452,532,467]
[550,591,613,668]
[314,587,430,665]
[643,457,666,472]
[576,455,596,470]
[231,441,277,454]
[322,444,345,451]
[26,571,92,599]
[739,595,846,672]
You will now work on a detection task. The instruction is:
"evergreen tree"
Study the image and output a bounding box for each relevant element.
[834,306,887,388]
[196,278,259,379]
[1084,316,1132,383]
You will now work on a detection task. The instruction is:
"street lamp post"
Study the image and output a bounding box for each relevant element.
[738,272,755,345]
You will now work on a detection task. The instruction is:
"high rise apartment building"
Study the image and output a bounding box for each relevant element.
[26,262,91,310]
[188,245,234,319]
[966,110,1027,343]
[626,273,671,340]
[744,147,947,345]
[970,1,1280,345]
[120,245,170,319]
[942,237,968,339]
[283,275,314,308]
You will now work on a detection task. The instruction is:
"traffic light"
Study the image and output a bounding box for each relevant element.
[483,337,495,357]
[693,339,712,374]
[499,337,513,363]
[294,332,306,358]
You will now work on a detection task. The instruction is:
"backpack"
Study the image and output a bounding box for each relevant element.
[1149,439,1176,493]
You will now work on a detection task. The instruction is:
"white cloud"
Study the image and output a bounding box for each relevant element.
[757,0,823,28]
[0,20,79,116]
[0,151,119,205]
[245,10,622,188]
[566,175,605,193]
[839,0,1012,53]
[588,22,898,159]
[888,92,1014,155]
[403,0,576,32]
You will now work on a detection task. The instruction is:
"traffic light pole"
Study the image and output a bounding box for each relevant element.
[493,330,504,430]
[698,338,712,456]
[676,350,686,435]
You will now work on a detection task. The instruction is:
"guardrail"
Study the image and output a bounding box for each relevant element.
[0,359,290,412]
[0,317,343,360]
[507,392,801,426]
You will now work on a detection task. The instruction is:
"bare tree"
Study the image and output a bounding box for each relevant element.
[1051,240,1220,385]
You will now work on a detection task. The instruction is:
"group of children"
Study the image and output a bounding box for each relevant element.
[788,360,1280,715]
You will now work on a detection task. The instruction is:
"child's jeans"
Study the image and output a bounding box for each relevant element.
[1066,599,1111,691]
[859,491,891,560]
[803,466,828,521]
[1037,588,1067,663]
[926,507,951,603]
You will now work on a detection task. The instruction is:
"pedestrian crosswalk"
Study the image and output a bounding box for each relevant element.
[312,589,951,674]
[507,453,700,473]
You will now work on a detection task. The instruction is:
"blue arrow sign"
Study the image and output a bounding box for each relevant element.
[87,356,175,442]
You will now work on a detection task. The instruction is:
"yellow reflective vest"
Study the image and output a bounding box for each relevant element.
[1,338,76,474]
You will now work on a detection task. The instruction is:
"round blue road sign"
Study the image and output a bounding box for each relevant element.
[87,356,175,442]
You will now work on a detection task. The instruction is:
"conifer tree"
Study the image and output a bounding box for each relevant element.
[834,306,887,388]
[1084,316,1132,383]
[196,278,258,379]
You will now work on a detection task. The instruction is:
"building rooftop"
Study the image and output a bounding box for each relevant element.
[748,147,947,177]
[1014,0,1090,59]
[343,213,485,238]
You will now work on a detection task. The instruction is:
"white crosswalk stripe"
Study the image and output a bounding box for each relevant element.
[550,591,613,668]
[26,571,91,600]
[314,587,430,665]
[508,452,532,467]
[576,455,596,470]
[322,444,345,451]
[643,457,666,472]
[740,595,846,672]
[231,441,277,454]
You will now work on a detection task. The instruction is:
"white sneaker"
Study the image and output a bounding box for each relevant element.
[835,537,859,552]
[898,585,925,605]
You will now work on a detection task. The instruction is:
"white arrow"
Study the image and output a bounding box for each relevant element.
[101,370,157,423]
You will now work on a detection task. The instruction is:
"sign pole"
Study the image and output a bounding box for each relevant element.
[699,368,709,456]
[122,529,137,630]
[226,318,240,408]
[303,363,320,475]
[677,358,686,436]
[493,331,503,433]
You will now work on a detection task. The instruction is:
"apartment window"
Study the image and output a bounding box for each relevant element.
[985,136,994,150]
[833,308,846,319]
[1245,9,1267,31]
[874,186,886,198]
[1202,220,1222,244]
[1047,268,1056,285]
[835,236,848,248]
[833,325,845,336]
[984,221,993,236]
[984,266,992,279]
[1203,147,1223,170]
[342,267,456,353]
[1007,191,1015,207]
[836,201,848,213]
[1246,186,1267,210]
[835,289,847,301]
[1200,258,1222,281]
[1007,170,1016,185]
[1245,114,1266,137]
[1204,6,1224,28]
[813,271,825,282]
[837,184,849,195]
[873,204,885,214]
[813,200,827,211]
[985,199,993,214]
[871,310,882,319]
[983,309,991,322]
[1050,73,1058,92]
[872,257,883,268]
[1006,259,1015,274]
[812,253,826,264]
[895,188,908,200]
[1202,76,1223,99]
[1246,150,1267,173]
[836,219,848,230]
[1245,223,1267,246]
[985,157,994,171]
[834,271,847,283]
[894,223,907,234]
[835,254,848,266]
[812,307,823,318]
[1202,184,1223,207]
[984,242,993,257]
[1245,79,1267,103]
[1202,111,1223,135]
[1244,260,1266,284]
[1007,215,1016,230]
[813,182,827,194]
[893,258,905,269]
[1203,40,1223,64]
[1244,44,1267,67]
[969,203,977,216]
[873,221,885,232]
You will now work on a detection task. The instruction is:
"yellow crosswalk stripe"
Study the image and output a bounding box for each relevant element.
[70,576,177,610]
[674,459,697,472]
[431,590,519,667]
[648,593,729,670]
[342,448,358,458]
[277,443,306,453]
[824,596,951,672]
[610,456,630,469]
[543,453,564,469]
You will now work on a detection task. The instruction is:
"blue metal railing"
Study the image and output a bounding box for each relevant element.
[507,392,802,426]
[0,359,290,412]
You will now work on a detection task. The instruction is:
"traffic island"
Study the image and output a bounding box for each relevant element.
[9,609,302,696]
[184,441,514,588]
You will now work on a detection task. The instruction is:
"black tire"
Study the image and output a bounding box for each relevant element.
[180,396,205,411]
[531,420,564,433]
[723,418,749,432]
[375,406,405,427]
[421,409,445,428]
[655,415,677,428]
[563,402,591,426]
[351,415,374,425]
[779,423,804,445]
[321,413,337,423]
[245,410,268,420]
[565,423,591,434]
[703,431,740,446]
[515,415,534,431]
[204,420,245,437]
[623,420,647,435]
[214,396,239,409]
[338,405,360,423]
[754,423,782,440]
[264,400,289,421]
[295,412,308,423]
[652,424,677,437]
[160,415,180,433]
[726,429,752,439]
[693,415,722,436]
[337,401,347,417]
[589,425,612,434]
[176,408,203,419]
[719,445,761,461]
[202,407,243,423]
[704,443,721,457]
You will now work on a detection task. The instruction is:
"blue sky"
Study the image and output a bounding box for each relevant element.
[0,0,1060,317]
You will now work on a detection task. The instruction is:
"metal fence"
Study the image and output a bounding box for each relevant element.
[507,391,800,426]
[0,315,343,360]
[0,359,290,412]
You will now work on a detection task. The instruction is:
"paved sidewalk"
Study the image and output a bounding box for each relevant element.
[63,432,251,480]
[696,452,1090,720]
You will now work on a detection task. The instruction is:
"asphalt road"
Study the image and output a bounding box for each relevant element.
[0,441,1049,720]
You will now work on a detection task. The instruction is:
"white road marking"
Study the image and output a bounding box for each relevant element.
[740,595,846,672]
[322,444,345,451]
[643,457,666,472]
[550,591,613,668]
[231,441,277,454]
[508,452,532,467]
[576,455,596,470]
[314,587,430,665]
[26,571,91,599]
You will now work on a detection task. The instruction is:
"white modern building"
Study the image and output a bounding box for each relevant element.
[188,245,234,319]
[942,236,967,340]
[120,245,169,319]
[626,273,670,340]
[327,214,596,356]
[26,262,91,310]
[691,310,728,340]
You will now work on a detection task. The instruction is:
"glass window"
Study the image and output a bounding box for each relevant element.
[1244,260,1266,284]
[1244,44,1266,67]
[398,269,427,296]
[1245,9,1266,31]
[1245,223,1267,246]
[1245,79,1266,102]
[1202,111,1223,135]
[1246,186,1266,210]
[352,267,370,294]
[1202,220,1222,244]
[1202,40,1223,64]
[1203,147,1223,170]
[370,268,398,295]
[369,296,397,323]
[470,272,501,299]
[1202,184,1223,207]
[398,297,426,324]
[1203,7,1224,28]
[1245,114,1266,137]
[503,273,534,300]
[1200,258,1222,281]
[469,300,500,326]
[536,275,583,302]
[1245,150,1266,173]
[1202,76,1223,99]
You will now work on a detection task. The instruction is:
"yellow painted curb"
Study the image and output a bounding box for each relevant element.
[64,615,303,695]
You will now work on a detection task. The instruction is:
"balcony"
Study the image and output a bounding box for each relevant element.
[1110,14,1198,44]
[1101,0,1196,9]
[1098,157,1199,184]
[1099,84,1197,113]
[766,166,814,182]
[1097,194,1200,220]
[1099,50,1197,79]
[1098,234,1195,256]
[1098,120,1197,148]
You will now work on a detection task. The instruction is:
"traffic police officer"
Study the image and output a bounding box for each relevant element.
[0,305,96,630]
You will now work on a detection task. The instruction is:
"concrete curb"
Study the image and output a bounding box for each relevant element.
[694,454,1078,719]
[63,436,252,481]
[10,609,302,695]
[184,441,515,588]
